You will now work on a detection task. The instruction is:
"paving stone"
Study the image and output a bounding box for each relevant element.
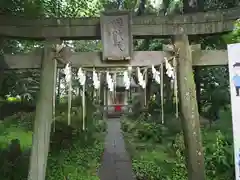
[115,162,136,180]
[99,118,136,180]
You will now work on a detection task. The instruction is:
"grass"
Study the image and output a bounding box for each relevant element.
[203,110,233,141]
[122,110,234,180]
[0,110,106,180]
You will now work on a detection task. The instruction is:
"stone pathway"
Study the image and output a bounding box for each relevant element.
[99,118,136,180]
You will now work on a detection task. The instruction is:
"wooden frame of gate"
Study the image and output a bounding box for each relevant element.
[0,7,239,180]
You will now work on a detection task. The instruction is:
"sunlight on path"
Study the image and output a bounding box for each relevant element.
[99,118,136,180]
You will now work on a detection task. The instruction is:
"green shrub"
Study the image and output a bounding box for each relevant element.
[169,130,234,180]
[204,130,234,180]
[123,116,234,180]
[132,160,166,180]
[0,99,105,180]
[122,119,163,143]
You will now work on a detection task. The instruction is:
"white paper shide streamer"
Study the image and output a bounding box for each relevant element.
[106,72,114,92]
[164,58,175,79]
[151,65,161,84]
[93,70,100,89]
[77,68,86,86]
[64,63,72,126]
[137,67,146,88]
[64,63,72,84]
[123,70,130,90]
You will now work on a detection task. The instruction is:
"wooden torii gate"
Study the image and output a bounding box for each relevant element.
[0,7,239,180]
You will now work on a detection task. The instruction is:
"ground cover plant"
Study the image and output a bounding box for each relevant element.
[122,110,234,180]
[0,99,106,180]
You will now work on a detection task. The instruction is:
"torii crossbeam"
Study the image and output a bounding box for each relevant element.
[0,47,228,70]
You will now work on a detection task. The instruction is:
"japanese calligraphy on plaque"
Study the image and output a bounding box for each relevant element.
[100,11,132,61]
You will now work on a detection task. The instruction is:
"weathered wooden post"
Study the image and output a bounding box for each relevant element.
[174,34,205,180]
[28,40,58,180]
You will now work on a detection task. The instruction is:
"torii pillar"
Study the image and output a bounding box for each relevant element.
[174,34,205,180]
[28,40,59,180]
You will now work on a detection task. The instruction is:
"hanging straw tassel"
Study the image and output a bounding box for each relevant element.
[123,71,128,106]
[64,63,72,126]
[160,63,164,124]
[173,57,179,118]
[82,84,86,130]
[64,64,72,126]
[52,60,57,132]
[98,72,101,103]
[93,68,97,99]
[97,72,101,119]
[144,68,148,107]
[107,72,114,104]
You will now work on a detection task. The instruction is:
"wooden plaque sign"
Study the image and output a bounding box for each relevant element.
[100,11,132,61]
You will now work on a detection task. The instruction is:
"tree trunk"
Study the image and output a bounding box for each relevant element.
[174,34,205,180]
[28,40,57,180]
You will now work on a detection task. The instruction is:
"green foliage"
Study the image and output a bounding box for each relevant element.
[0,1,238,179]
[122,111,234,180]
[0,99,106,180]
[196,66,230,119]
[204,131,234,180]
[132,159,166,180]
[169,130,234,180]
[122,119,164,143]
[47,136,104,180]
[224,19,240,44]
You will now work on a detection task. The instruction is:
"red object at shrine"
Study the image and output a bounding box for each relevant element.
[115,105,122,112]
